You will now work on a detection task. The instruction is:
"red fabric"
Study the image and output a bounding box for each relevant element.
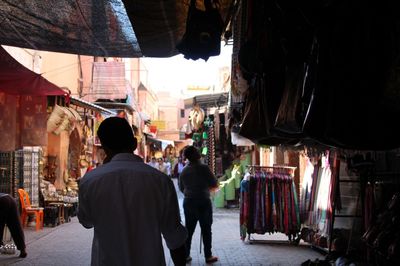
[19,95,48,146]
[149,125,157,134]
[0,93,17,151]
[0,46,65,96]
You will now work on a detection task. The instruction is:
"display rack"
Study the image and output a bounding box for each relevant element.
[246,165,297,176]
[0,151,18,198]
[241,165,299,244]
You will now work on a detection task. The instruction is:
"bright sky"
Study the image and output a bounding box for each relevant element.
[141,44,232,96]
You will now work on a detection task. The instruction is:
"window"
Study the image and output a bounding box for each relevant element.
[180,109,185,118]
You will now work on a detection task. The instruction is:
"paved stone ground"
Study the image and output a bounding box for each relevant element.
[1,179,323,266]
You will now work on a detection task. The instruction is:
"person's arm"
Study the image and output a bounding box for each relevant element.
[204,165,218,190]
[178,170,185,193]
[77,181,94,229]
[161,179,187,264]
[170,244,186,266]
[173,164,178,178]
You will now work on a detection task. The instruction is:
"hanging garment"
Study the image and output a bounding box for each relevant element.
[316,160,332,236]
[240,177,250,240]
[304,155,334,239]
[239,169,301,239]
[176,0,224,61]
[300,159,314,223]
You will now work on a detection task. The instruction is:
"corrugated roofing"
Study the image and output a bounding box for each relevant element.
[70,97,116,115]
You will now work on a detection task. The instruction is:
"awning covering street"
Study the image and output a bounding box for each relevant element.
[0,0,233,58]
[0,0,141,57]
[0,46,65,95]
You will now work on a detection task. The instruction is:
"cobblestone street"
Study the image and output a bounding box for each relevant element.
[1,180,323,266]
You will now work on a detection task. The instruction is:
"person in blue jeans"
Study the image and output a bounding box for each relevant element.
[178,146,219,264]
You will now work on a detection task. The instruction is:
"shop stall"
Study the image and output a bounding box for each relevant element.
[0,46,65,207]
[42,96,115,222]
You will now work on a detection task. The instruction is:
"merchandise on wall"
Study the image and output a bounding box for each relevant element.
[46,95,115,186]
[0,152,19,198]
[298,152,339,251]
[347,152,400,265]
[22,147,41,207]
[203,117,216,175]
[212,149,253,209]
[362,189,400,265]
[297,150,400,265]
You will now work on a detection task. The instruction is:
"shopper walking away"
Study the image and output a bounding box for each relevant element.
[178,146,219,264]
[0,193,27,258]
[78,117,187,266]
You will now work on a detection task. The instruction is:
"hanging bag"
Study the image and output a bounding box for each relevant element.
[176,0,224,61]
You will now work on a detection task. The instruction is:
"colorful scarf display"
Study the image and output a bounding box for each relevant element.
[240,170,300,240]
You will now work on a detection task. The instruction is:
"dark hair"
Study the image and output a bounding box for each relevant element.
[97,117,137,152]
[183,146,201,162]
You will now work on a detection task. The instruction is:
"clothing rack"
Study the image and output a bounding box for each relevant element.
[246,165,297,176]
[241,164,300,244]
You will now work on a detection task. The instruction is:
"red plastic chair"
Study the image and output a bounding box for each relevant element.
[17,188,44,231]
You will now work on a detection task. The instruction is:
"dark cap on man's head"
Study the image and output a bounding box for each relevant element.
[97,117,137,152]
[183,146,201,162]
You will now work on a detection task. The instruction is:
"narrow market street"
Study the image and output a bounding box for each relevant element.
[1,180,323,266]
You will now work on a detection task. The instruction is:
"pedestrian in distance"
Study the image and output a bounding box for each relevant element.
[0,193,27,258]
[158,158,168,175]
[147,157,159,169]
[173,157,186,179]
[178,145,219,264]
[165,158,172,177]
[78,117,187,266]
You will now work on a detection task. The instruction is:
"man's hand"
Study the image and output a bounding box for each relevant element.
[209,182,219,192]
[170,244,186,266]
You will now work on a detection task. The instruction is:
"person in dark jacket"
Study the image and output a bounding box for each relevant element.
[173,157,185,179]
[178,146,219,264]
[0,193,27,258]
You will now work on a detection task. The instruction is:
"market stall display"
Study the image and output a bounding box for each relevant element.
[240,165,300,242]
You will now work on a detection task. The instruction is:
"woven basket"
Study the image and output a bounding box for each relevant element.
[47,105,66,133]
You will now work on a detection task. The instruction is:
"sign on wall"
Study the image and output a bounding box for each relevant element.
[151,120,166,130]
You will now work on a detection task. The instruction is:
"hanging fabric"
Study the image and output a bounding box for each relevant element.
[302,154,335,243]
[176,0,224,61]
[240,166,300,241]
[299,158,315,223]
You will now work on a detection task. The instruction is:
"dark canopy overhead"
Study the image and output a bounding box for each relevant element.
[0,0,141,57]
[0,0,232,58]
